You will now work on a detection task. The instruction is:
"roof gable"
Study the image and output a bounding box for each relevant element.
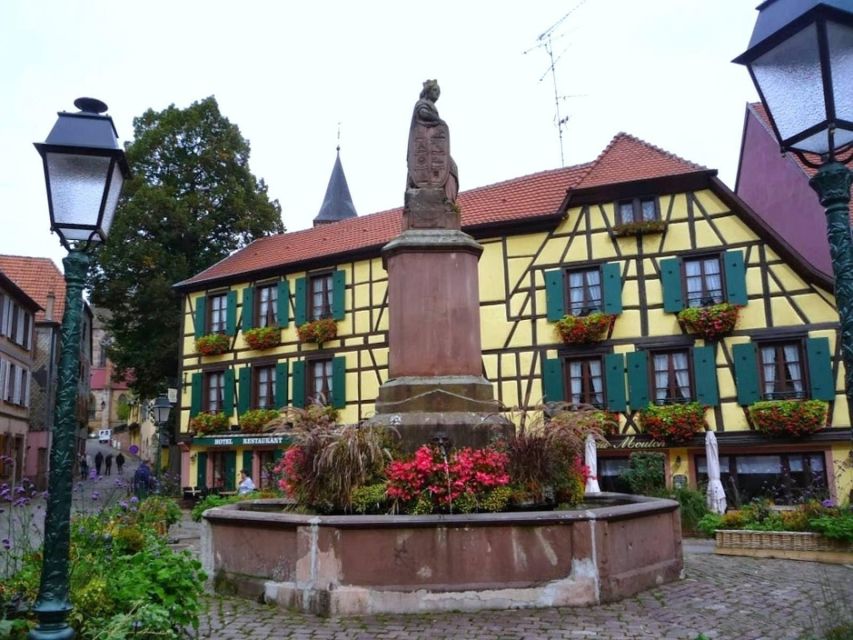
[0,255,65,321]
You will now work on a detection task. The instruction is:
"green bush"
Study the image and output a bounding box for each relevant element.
[190,493,243,522]
[809,512,853,542]
[670,487,709,533]
[620,452,666,496]
[351,483,389,514]
[697,513,724,537]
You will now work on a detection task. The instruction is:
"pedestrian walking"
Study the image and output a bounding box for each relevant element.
[79,453,89,480]
[133,460,153,499]
[94,451,104,476]
[105,453,113,476]
[116,452,125,474]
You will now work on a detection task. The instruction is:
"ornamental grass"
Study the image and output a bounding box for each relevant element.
[195,332,230,355]
[297,317,338,344]
[677,303,740,341]
[554,311,614,344]
[749,399,827,438]
[639,402,707,443]
[244,325,281,350]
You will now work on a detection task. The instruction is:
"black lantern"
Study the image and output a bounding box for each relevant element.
[34,98,130,249]
[153,395,172,425]
[733,0,853,162]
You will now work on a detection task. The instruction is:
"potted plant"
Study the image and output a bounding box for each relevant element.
[554,311,615,344]
[195,333,230,356]
[244,325,281,350]
[639,402,707,443]
[239,408,281,433]
[677,303,740,341]
[297,317,338,345]
[748,399,827,438]
[189,411,230,434]
[611,219,668,237]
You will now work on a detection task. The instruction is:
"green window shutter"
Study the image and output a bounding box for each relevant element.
[660,257,684,312]
[626,351,650,410]
[542,357,564,403]
[291,361,305,408]
[223,369,235,417]
[806,337,835,401]
[223,451,237,491]
[275,362,288,408]
[601,263,623,315]
[196,452,207,488]
[294,278,307,326]
[194,297,207,338]
[242,287,254,331]
[277,280,290,327]
[273,448,283,463]
[332,270,346,321]
[724,250,748,306]
[190,372,202,417]
[732,342,760,405]
[238,367,251,414]
[544,270,565,322]
[604,353,627,412]
[242,450,253,478]
[226,291,237,335]
[693,345,719,406]
[331,356,347,409]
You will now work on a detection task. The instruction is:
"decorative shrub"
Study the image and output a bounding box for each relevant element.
[611,219,667,236]
[749,399,828,438]
[239,408,280,433]
[195,332,230,355]
[677,303,740,341]
[189,411,230,434]
[619,452,666,496]
[640,402,707,443]
[244,325,281,350]
[297,317,338,344]
[554,311,614,344]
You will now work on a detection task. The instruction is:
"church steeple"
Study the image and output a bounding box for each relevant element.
[313,146,358,227]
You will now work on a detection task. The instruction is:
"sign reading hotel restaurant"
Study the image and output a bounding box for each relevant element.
[192,434,292,448]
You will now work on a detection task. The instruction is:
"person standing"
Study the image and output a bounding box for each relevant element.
[104,453,113,476]
[79,453,89,480]
[115,452,125,474]
[133,460,152,499]
[237,469,255,495]
[94,451,104,476]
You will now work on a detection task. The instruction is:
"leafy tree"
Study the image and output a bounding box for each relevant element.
[91,96,283,398]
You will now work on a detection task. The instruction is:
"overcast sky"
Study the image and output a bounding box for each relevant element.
[1,1,761,272]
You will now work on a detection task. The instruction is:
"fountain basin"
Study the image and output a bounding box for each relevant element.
[201,493,682,616]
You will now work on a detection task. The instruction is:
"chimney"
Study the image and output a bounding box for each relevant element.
[46,291,55,321]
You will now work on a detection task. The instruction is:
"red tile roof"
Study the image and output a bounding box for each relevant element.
[0,255,66,322]
[177,132,711,290]
[90,367,130,391]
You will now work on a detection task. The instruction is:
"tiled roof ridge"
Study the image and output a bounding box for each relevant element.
[0,254,61,268]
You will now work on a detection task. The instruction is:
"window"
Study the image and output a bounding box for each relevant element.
[617,197,658,224]
[256,284,278,328]
[598,457,631,493]
[309,273,334,321]
[565,269,602,316]
[651,350,692,404]
[258,450,278,490]
[567,357,605,407]
[254,365,275,409]
[205,371,225,413]
[683,255,723,308]
[308,358,333,405]
[758,341,805,400]
[209,451,236,491]
[208,294,227,334]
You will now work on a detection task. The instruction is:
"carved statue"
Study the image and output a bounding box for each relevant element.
[406,79,459,203]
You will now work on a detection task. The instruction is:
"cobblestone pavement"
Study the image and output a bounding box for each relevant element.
[195,552,853,640]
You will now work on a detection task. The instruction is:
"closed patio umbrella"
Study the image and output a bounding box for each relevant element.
[705,430,726,514]
[584,434,601,494]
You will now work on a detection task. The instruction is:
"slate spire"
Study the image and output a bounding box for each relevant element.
[313,147,358,226]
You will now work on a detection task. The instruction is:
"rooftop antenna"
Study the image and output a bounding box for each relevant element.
[524,1,588,167]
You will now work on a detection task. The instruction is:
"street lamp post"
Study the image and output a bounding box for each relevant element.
[735,0,853,419]
[30,98,129,640]
[152,395,172,479]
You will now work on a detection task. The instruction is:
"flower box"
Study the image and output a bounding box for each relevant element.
[715,529,853,564]
[189,411,230,435]
[554,312,615,344]
[748,399,827,438]
[611,219,667,237]
[244,326,281,350]
[639,402,707,443]
[297,318,338,345]
[239,408,280,433]
[195,333,230,356]
[677,303,740,341]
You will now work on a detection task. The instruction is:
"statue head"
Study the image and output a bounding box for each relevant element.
[420,79,440,101]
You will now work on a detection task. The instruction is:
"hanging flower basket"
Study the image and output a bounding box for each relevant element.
[677,303,740,341]
[612,219,668,237]
[297,318,338,345]
[195,333,230,356]
[244,326,281,350]
[189,411,230,435]
[639,402,707,443]
[238,408,281,433]
[749,399,827,438]
[554,312,615,344]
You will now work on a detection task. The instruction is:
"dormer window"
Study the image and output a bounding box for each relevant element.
[617,197,658,224]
